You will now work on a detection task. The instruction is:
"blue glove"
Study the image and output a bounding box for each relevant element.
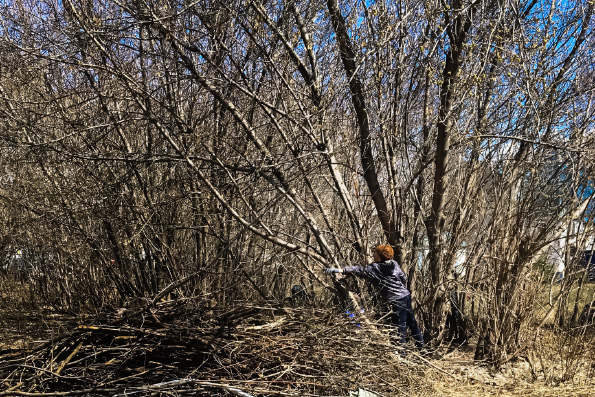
[324,268,342,274]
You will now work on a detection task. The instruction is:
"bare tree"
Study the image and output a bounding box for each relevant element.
[0,0,594,364]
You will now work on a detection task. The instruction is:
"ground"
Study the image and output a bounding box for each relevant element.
[1,303,594,396]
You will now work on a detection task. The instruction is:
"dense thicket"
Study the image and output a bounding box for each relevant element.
[0,0,593,365]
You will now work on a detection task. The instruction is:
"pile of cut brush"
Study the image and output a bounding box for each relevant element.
[0,299,431,396]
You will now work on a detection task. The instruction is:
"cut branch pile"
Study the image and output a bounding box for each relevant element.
[0,300,430,396]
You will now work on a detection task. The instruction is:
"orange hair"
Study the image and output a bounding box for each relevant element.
[375,244,394,260]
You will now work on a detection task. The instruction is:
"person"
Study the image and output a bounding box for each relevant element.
[325,244,424,351]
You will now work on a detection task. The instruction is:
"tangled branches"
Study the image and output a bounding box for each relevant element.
[0,301,430,396]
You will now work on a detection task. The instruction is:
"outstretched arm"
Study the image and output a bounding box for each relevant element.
[341,265,367,277]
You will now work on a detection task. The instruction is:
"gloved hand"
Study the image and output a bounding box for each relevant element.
[324,268,343,274]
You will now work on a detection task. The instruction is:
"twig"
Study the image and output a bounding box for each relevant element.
[1,364,81,381]
[55,342,82,375]
[200,381,256,397]
[111,378,196,396]
[0,387,120,396]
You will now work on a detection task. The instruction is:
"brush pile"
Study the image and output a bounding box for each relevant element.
[0,299,430,396]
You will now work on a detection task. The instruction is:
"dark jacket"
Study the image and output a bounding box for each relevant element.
[343,260,410,304]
